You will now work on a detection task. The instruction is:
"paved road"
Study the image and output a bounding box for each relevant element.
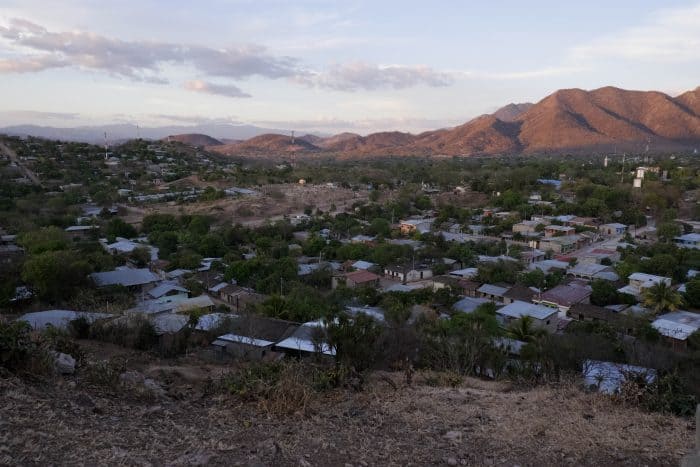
[0,141,43,187]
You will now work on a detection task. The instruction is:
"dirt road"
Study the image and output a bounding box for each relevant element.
[0,141,43,187]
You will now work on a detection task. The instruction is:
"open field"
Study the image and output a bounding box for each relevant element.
[122,183,370,228]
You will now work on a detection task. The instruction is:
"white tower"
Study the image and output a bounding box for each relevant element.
[604,155,608,168]
[104,132,108,160]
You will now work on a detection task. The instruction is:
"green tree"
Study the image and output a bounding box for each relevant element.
[643,281,682,315]
[507,315,547,343]
[590,280,619,306]
[683,278,700,309]
[18,226,69,254]
[21,250,91,302]
[327,313,382,371]
[106,217,137,239]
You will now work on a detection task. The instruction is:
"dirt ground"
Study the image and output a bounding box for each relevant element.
[0,343,694,466]
[122,183,369,228]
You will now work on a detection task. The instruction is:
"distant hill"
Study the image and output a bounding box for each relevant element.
[164,134,222,147]
[492,103,534,122]
[0,123,289,144]
[212,133,322,156]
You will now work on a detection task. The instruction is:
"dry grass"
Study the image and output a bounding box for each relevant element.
[0,355,694,466]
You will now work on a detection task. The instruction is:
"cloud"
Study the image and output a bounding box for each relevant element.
[0,18,299,84]
[0,55,67,73]
[0,18,461,94]
[184,80,251,98]
[571,3,700,63]
[299,62,455,91]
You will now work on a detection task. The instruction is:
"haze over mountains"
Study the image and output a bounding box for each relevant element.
[4,85,700,157]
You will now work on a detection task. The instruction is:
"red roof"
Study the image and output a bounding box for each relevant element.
[345,270,380,283]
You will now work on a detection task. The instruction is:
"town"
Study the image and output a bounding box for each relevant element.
[1,134,699,464]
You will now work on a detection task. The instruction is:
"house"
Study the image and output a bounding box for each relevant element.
[544,225,576,237]
[520,249,546,264]
[675,233,700,249]
[476,283,510,303]
[399,218,435,235]
[457,279,481,297]
[105,238,158,262]
[534,283,591,314]
[512,220,541,235]
[275,320,335,356]
[617,273,672,299]
[599,223,627,237]
[568,263,619,281]
[384,264,433,283]
[18,310,111,330]
[350,260,376,271]
[579,248,620,265]
[219,285,266,312]
[332,270,381,289]
[65,225,98,241]
[90,267,160,291]
[538,235,581,254]
[651,311,700,350]
[448,268,478,279]
[529,259,569,274]
[582,360,655,394]
[503,284,536,304]
[147,282,189,302]
[496,301,558,332]
[211,315,298,360]
[567,303,626,327]
[453,296,491,314]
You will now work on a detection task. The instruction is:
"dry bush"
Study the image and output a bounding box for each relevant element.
[259,363,312,415]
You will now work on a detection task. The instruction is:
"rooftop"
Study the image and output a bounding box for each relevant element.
[91,267,159,287]
[652,311,700,340]
[497,301,558,320]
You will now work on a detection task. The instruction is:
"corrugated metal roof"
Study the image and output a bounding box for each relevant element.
[19,310,111,330]
[477,284,509,297]
[215,333,274,347]
[91,268,159,287]
[582,360,655,394]
[652,311,700,340]
[497,301,557,320]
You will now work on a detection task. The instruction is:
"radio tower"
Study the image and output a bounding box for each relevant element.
[104,132,108,160]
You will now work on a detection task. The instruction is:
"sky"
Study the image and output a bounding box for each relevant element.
[1,0,700,134]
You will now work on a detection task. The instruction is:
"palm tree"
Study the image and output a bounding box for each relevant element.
[643,281,682,315]
[507,315,547,343]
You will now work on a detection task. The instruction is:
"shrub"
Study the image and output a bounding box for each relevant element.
[0,320,50,374]
[0,321,35,371]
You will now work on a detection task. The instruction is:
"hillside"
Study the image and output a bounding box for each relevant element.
[212,133,322,156]
[164,133,222,147]
[208,85,700,158]
[493,102,534,122]
[1,353,693,466]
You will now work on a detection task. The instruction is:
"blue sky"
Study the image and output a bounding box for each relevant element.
[1,0,699,134]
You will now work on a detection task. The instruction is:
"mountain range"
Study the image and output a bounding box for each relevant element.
[208,86,700,158]
[0,123,288,144]
[3,85,700,157]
